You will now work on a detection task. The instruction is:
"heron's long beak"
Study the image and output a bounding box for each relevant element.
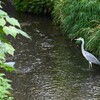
[75,38,78,40]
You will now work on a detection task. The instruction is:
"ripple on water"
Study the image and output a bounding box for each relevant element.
[4,2,100,99]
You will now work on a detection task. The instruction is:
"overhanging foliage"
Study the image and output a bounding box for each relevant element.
[0,2,30,99]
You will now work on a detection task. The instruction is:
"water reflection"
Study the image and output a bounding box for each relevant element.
[3,0,100,100]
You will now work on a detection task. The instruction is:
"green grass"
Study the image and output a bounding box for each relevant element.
[53,0,100,55]
[13,0,54,14]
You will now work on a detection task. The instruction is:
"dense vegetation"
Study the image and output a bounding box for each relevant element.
[0,3,30,100]
[13,0,53,14]
[53,0,100,55]
[13,0,100,55]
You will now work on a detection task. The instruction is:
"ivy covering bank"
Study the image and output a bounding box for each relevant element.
[0,3,30,100]
[13,0,100,55]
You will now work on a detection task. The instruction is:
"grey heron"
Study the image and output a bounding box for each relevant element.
[75,37,100,68]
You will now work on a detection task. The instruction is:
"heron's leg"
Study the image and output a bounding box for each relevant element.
[89,62,92,69]
[90,62,92,68]
[89,62,91,69]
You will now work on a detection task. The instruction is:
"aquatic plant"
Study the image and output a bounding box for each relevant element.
[13,0,54,14]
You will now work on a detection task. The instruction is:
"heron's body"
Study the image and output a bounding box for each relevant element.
[76,37,100,68]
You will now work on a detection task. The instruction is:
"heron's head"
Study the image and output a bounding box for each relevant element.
[75,37,84,41]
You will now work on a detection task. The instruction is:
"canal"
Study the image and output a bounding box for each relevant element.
[3,0,100,100]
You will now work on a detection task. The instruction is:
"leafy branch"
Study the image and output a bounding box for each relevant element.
[0,3,31,99]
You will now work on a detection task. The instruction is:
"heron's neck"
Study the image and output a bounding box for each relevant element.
[81,39,85,53]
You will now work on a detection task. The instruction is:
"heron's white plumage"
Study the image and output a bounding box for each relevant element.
[76,37,100,67]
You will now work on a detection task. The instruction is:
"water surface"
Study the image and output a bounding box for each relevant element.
[3,1,100,100]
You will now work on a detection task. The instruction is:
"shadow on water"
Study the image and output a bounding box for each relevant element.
[2,0,100,100]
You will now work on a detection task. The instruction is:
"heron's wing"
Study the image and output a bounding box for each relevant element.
[83,51,100,65]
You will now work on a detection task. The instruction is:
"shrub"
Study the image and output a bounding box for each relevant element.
[0,3,30,99]
[0,74,13,100]
[13,0,54,14]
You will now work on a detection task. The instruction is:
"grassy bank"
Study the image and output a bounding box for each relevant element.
[53,0,100,55]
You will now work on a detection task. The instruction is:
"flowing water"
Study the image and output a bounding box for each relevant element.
[3,0,100,100]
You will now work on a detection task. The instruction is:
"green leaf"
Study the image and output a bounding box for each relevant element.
[0,41,15,56]
[0,18,6,26]
[0,73,5,77]
[0,5,2,8]
[0,31,9,43]
[3,26,18,38]
[17,29,31,39]
[1,62,15,72]
[4,43,15,55]
[6,16,20,28]
[0,9,7,17]
[0,53,5,61]
[3,26,11,35]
